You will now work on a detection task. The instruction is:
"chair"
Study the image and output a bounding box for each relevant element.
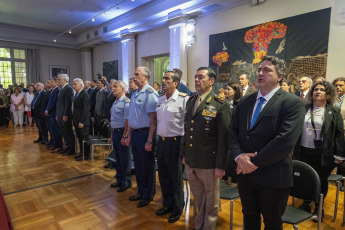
[327,174,344,221]
[282,160,323,230]
[219,181,240,230]
[84,120,113,166]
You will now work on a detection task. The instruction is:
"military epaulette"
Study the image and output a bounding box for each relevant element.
[189,94,197,100]
[214,95,226,103]
[147,87,154,93]
[124,97,130,103]
[178,92,188,97]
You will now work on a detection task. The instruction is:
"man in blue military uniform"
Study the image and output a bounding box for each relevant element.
[110,80,132,192]
[155,71,188,223]
[126,66,158,208]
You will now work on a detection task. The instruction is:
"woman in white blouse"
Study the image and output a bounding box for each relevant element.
[24,85,35,126]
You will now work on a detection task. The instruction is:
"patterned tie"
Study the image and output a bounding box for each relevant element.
[300,93,304,100]
[250,97,265,129]
[74,91,79,100]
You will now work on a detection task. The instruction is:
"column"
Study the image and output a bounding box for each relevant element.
[121,32,136,84]
[81,47,92,81]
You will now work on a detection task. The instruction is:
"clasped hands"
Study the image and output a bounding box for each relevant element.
[236,152,258,175]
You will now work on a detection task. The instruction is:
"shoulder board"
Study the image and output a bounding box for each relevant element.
[189,94,197,100]
[214,95,226,104]
[124,97,130,103]
[178,92,188,97]
[147,87,154,93]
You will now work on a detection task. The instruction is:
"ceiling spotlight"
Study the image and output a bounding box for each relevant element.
[69,30,72,34]
[116,5,120,9]
[102,12,106,16]
[92,18,95,22]
[131,0,135,1]
[53,39,56,42]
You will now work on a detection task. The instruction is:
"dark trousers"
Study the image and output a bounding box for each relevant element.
[156,136,184,214]
[49,116,62,148]
[74,125,90,156]
[112,128,131,187]
[39,117,48,141]
[57,117,75,152]
[94,115,106,135]
[0,108,6,126]
[300,146,335,200]
[238,174,290,230]
[34,117,44,141]
[131,129,156,201]
[45,117,52,143]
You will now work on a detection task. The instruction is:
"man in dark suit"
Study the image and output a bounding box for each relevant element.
[94,79,109,134]
[45,78,62,152]
[239,73,257,96]
[182,67,231,229]
[72,78,90,161]
[104,79,116,120]
[84,81,92,95]
[295,76,312,100]
[32,82,45,143]
[40,80,52,145]
[56,74,75,155]
[228,56,305,229]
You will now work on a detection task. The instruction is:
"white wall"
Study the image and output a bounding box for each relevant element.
[187,0,342,89]
[39,46,82,83]
[92,41,122,81]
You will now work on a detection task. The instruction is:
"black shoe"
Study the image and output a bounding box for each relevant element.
[33,139,41,143]
[47,146,56,150]
[129,194,142,201]
[298,202,311,213]
[168,212,181,223]
[156,207,172,216]
[312,209,324,223]
[137,200,151,208]
[75,155,89,161]
[74,153,82,159]
[110,182,122,188]
[62,151,74,156]
[340,181,344,192]
[60,148,68,154]
[117,184,132,192]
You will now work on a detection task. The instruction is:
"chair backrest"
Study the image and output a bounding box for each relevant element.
[101,120,112,138]
[290,160,321,202]
[97,119,108,132]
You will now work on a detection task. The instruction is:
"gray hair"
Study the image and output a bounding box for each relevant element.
[299,76,313,86]
[110,79,116,84]
[116,80,128,92]
[36,82,44,89]
[138,66,151,79]
[58,74,69,83]
[73,78,84,88]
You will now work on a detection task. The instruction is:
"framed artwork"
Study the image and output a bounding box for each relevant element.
[49,65,69,79]
[103,60,118,81]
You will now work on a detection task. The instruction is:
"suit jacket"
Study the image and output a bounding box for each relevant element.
[294,103,345,167]
[340,99,345,130]
[32,91,44,119]
[182,90,231,170]
[89,87,99,116]
[95,89,108,117]
[244,86,257,96]
[40,89,51,117]
[104,91,116,118]
[228,88,305,188]
[295,90,310,101]
[46,87,60,117]
[56,84,73,118]
[73,90,90,127]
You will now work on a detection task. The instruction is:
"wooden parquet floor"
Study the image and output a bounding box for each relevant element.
[0,125,344,229]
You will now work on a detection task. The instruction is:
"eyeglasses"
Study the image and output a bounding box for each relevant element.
[313,88,326,92]
[299,80,307,83]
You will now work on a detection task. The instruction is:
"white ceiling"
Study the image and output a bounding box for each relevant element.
[0,0,151,34]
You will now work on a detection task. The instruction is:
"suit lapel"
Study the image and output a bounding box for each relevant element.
[246,94,257,130]
[323,104,333,135]
[193,91,214,118]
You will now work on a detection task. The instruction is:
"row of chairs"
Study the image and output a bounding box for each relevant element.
[183,160,345,230]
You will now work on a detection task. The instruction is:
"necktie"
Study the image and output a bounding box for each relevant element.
[241,89,244,97]
[32,92,40,107]
[300,93,304,99]
[250,97,265,129]
[193,97,202,115]
[74,91,79,100]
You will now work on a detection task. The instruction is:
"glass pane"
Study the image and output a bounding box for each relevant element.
[0,48,11,58]
[14,49,25,59]
[15,62,27,86]
[0,61,13,88]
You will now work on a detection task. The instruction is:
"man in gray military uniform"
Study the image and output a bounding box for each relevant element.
[155,71,188,223]
[182,67,231,230]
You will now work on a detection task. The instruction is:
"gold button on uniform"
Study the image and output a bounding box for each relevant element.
[190,128,193,131]
[190,144,193,147]
[190,136,193,139]
[191,120,194,123]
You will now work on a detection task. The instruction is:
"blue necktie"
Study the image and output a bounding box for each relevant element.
[31,92,40,107]
[250,97,265,129]
[74,92,79,100]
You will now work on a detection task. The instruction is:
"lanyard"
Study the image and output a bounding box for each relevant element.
[310,105,325,140]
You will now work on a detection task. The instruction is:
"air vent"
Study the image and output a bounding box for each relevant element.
[103,26,108,34]
[86,34,90,40]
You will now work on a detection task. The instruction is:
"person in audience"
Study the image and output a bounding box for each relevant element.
[183,67,231,230]
[128,77,138,98]
[296,76,312,100]
[32,83,45,142]
[94,79,109,134]
[155,71,188,223]
[110,80,132,192]
[313,76,326,85]
[173,68,191,96]
[24,85,35,127]
[6,88,13,125]
[84,81,92,94]
[239,73,257,96]
[281,80,293,93]
[72,78,90,161]
[40,81,52,146]
[294,81,345,222]
[126,66,158,208]
[104,79,116,121]
[56,74,75,155]
[45,78,62,152]
[217,88,226,98]
[153,81,164,96]
[228,56,305,230]
[11,87,24,127]
[0,89,9,127]
[333,77,345,191]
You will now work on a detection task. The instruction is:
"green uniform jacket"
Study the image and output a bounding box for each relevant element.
[182,90,231,170]
[1,95,9,108]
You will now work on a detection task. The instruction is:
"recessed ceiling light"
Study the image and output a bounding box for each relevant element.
[54,39,56,42]
[102,12,106,16]
[69,30,72,34]
[92,18,95,22]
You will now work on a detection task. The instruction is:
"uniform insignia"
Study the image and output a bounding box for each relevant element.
[214,95,226,103]
[207,105,215,109]
[178,92,188,97]
[147,87,154,93]
[202,108,217,118]
[116,106,121,109]
[189,94,197,100]
[138,99,142,102]
[206,96,212,104]
[124,97,130,103]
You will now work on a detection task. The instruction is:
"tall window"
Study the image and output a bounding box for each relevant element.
[0,48,27,88]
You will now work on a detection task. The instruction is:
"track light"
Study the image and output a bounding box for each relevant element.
[102,12,106,16]
[92,18,95,22]
[54,39,56,42]
[69,30,72,34]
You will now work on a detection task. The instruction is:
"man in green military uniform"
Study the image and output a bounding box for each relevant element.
[182,67,231,230]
